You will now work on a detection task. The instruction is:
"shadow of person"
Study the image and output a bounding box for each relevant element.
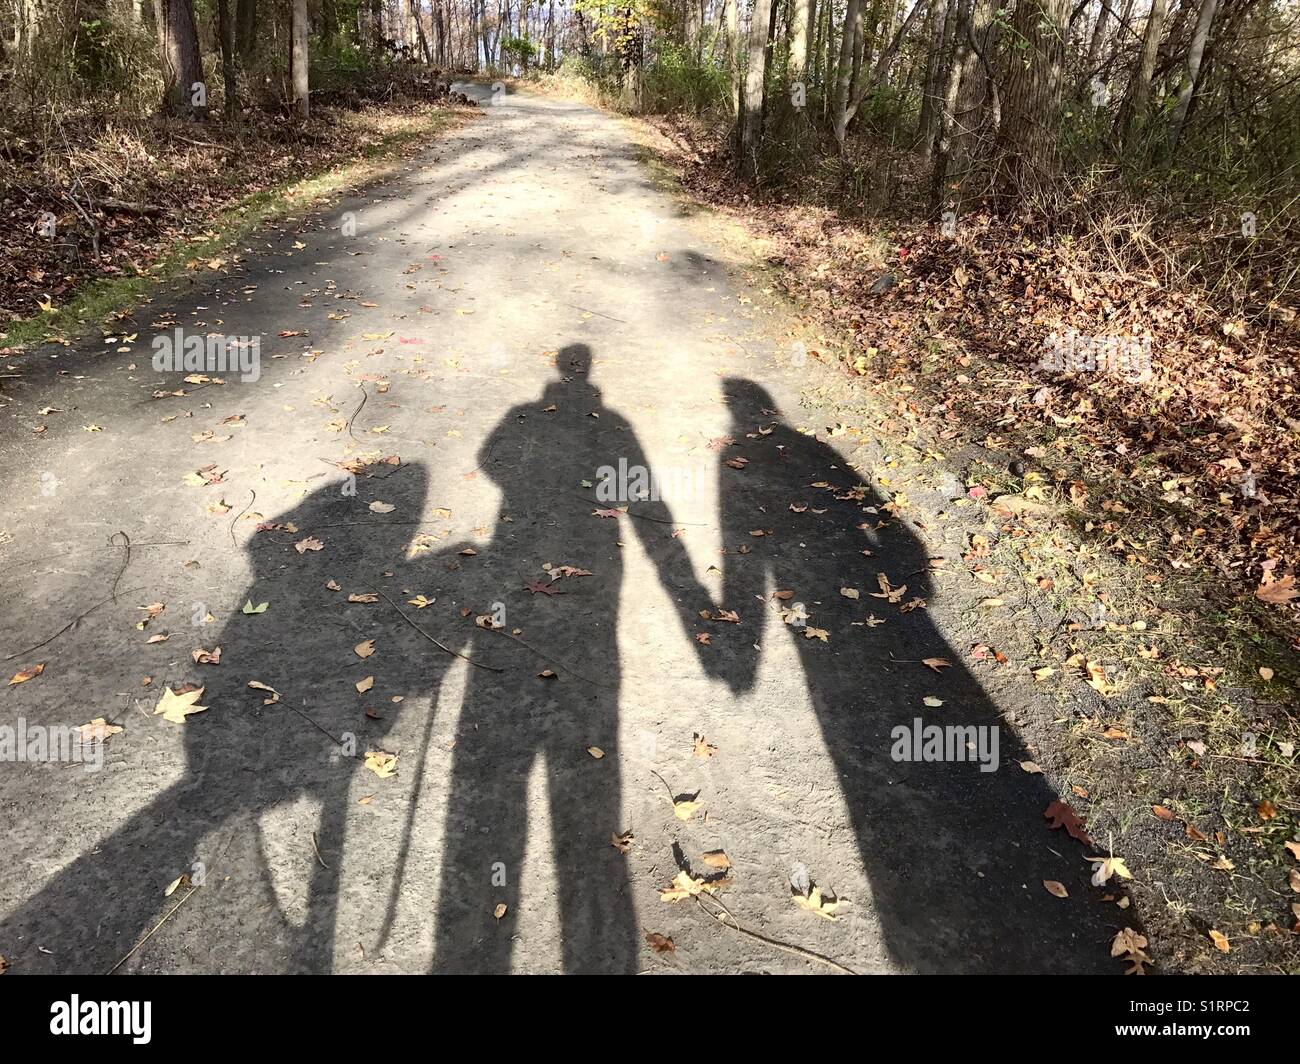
[0,465,435,973]
[427,343,712,974]
[702,378,1131,973]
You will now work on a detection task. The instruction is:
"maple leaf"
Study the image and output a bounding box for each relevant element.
[1111,927,1152,975]
[77,718,123,744]
[191,646,221,665]
[611,830,635,853]
[1256,572,1299,604]
[592,508,623,518]
[294,536,324,554]
[154,686,208,724]
[1043,799,1092,845]
[524,579,564,595]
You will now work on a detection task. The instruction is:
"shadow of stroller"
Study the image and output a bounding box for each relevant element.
[703,378,1131,973]
[423,343,713,973]
[0,466,436,973]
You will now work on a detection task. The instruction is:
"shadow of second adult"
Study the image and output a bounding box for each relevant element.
[705,378,1132,973]
[424,342,713,973]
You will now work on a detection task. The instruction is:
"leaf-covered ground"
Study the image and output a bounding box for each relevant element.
[629,112,1300,973]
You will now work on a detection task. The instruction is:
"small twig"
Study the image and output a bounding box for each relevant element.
[311,831,331,870]
[563,302,626,322]
[367,587,502,672]
[693,896,857,975]
[108,531,132,602]
[4,586,145,661]
[230,489,255,548]
[106,886,199,975]
[347,383,369,444]
[481,625,615,688]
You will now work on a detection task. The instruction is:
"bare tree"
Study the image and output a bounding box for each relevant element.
[154,0,205,116]
[291,0,309,117]
[1167,0,1219,150]
[1117,0,1167,144]
[738,0,774,177]
[996,0,1070,199]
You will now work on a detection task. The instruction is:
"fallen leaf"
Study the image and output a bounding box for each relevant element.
[364,750,397,778]
[1043,800,1092,845]
[77,718,123,744]
[153,686,208,724]
[645,932,676,954]
[8,663,45,686]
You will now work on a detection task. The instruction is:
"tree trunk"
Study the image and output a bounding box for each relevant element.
[995,0,1069,200]
[1166,0,1218,151]
[738,0,775,179]
[848,3,864,105]
[216,0,238,118]
[154,0,205,116]
[832,0,863,148]
[235,0,256,60]
[790,0,812,79]
[917,0,951,157]
[1117,0,1166,144]
[291,0,309,118]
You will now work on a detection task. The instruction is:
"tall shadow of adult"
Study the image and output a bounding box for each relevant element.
[706,379,1128,973]
[425,343,712,974]
[0,466,437,973]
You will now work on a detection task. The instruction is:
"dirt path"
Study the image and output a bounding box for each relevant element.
[0,86,1124,974]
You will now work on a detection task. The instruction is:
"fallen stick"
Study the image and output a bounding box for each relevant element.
[368,587,502,672]
[693,896,857,975]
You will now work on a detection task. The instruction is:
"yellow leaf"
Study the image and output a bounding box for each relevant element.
[364,750,398,778]
[153,686,208,724]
